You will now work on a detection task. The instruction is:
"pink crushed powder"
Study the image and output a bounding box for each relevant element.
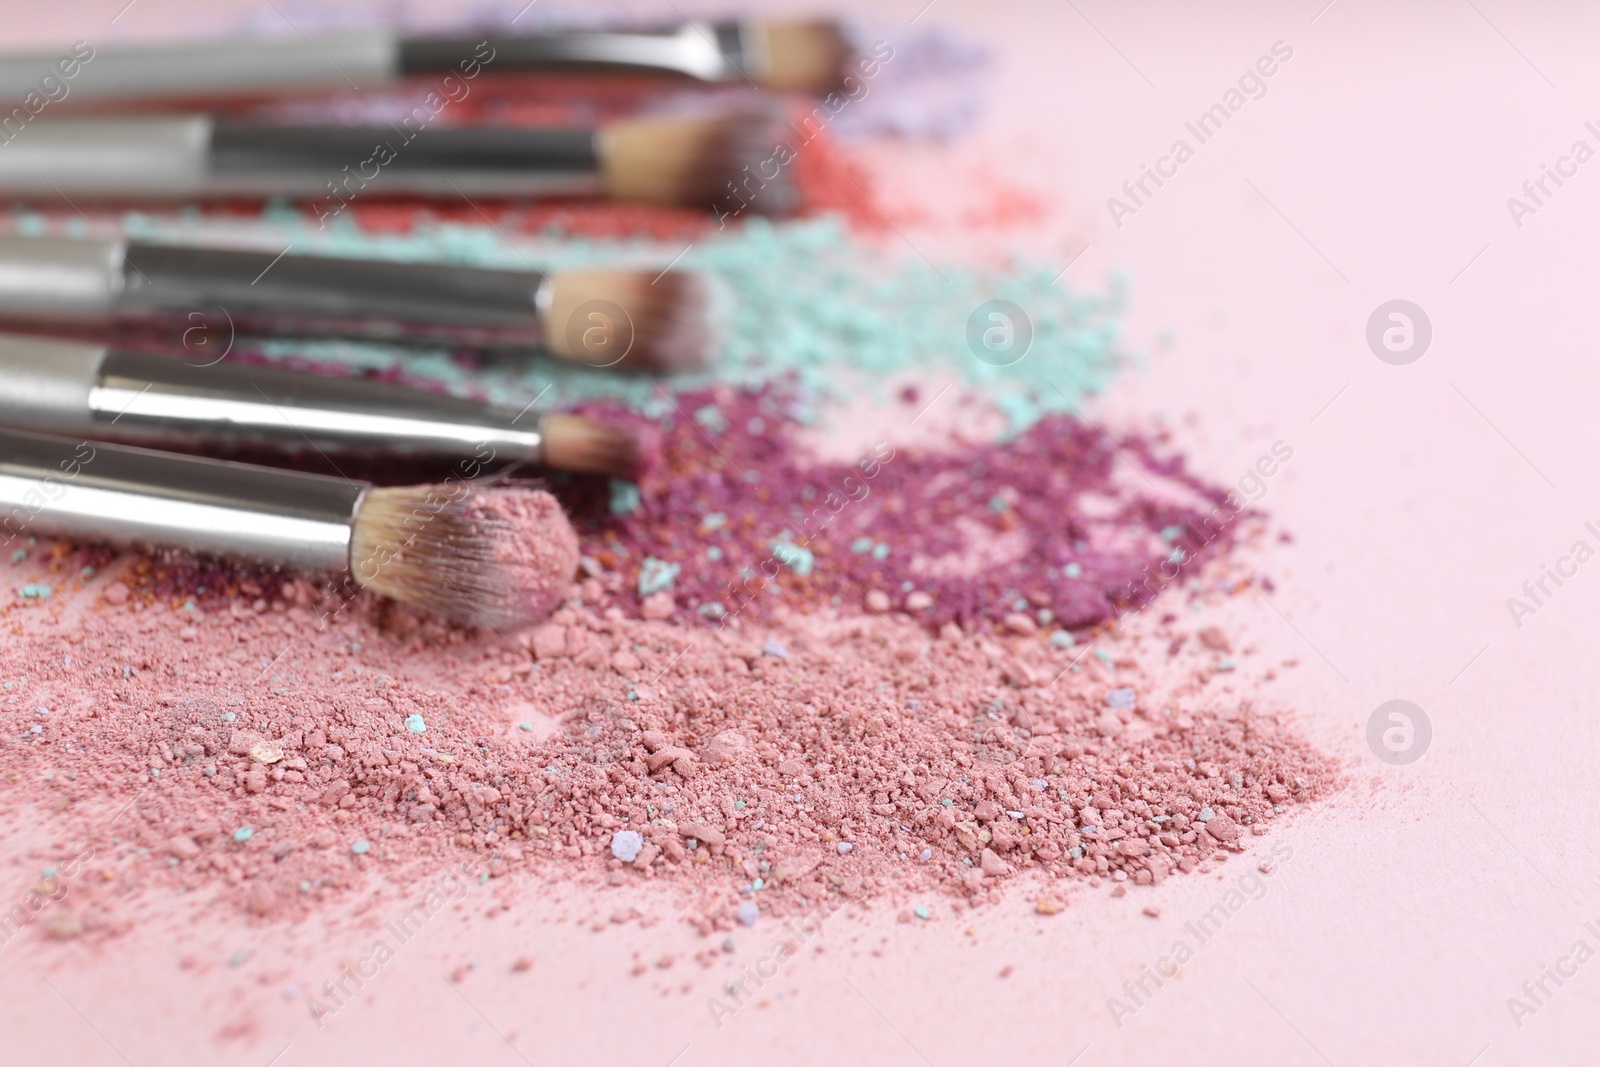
[0,536,1337,941]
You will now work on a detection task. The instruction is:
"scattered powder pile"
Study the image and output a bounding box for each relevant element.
[0,555,1335,936]
[569,383,1238,633]
[84,215,1125,422]
[0,50,1339,949]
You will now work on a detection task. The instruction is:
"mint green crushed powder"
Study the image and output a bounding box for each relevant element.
[99,210,1124,432]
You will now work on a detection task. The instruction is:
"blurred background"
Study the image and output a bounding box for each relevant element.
[2,2,1599,1065]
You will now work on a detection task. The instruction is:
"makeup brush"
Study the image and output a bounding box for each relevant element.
[0,21,853,104]
[0,428,579,628]
[0,109,799,215]
[0,334,643,478]
[0,234,713,373]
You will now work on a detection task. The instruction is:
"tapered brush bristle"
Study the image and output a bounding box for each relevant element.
[541,269,713,373]
[540,414,645,478]
[752,20,853,94]
[351,484,578,629]
[598,105,800,217]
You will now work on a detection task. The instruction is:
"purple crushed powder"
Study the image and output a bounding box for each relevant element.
[565,384,1252,634]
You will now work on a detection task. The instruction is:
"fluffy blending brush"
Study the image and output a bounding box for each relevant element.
[0,428,580,628]
[0,334,645,478]
[0,21,853,104]
[0,108,799,216]
[0,235,713,373]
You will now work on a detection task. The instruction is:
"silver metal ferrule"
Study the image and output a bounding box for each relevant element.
[0,115,211,197]
[0,234,124,324]
[0,33,399,103]
[0,427,364,573]
[0,334,548,464]
[506,22,738,79]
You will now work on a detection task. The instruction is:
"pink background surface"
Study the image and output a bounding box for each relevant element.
[3,2,1599,1064]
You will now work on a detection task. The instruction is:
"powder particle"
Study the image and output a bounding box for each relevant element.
[736,902,760,927]
[611,830,644,864]
[637,558,680,596]
[404,715,427,734]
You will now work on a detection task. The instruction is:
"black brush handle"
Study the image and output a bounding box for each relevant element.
[208,121,599,175]
[397,24,747,80]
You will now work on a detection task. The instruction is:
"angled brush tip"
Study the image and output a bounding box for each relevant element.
[752,20,854,94]
[598,104,801,217]
[351,484,578,629]
[540,268,714,373]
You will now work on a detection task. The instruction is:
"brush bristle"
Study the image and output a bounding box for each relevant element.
[351,484,578,629]
[540,269,713,373]
[540,413,644,477]
[753,20,853,94]
[598,105,800,216]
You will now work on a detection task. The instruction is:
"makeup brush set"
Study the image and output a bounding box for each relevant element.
[0,15,859,627]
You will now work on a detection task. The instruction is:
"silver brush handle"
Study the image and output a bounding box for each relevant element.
[118,240,552,346]
[0,116,604,199]
[0,33,398,102]
[0,25,743,105]
[0,235,552,347]
[0,235,123,322]
[0,426,363,572]
[0,334,547,462]
[0,116,211,197]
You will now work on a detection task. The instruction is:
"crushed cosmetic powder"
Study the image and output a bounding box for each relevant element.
[0,548,1335,938]
[72,215,1123,426]
[463,486,581,624]
[564,383,1241,633]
